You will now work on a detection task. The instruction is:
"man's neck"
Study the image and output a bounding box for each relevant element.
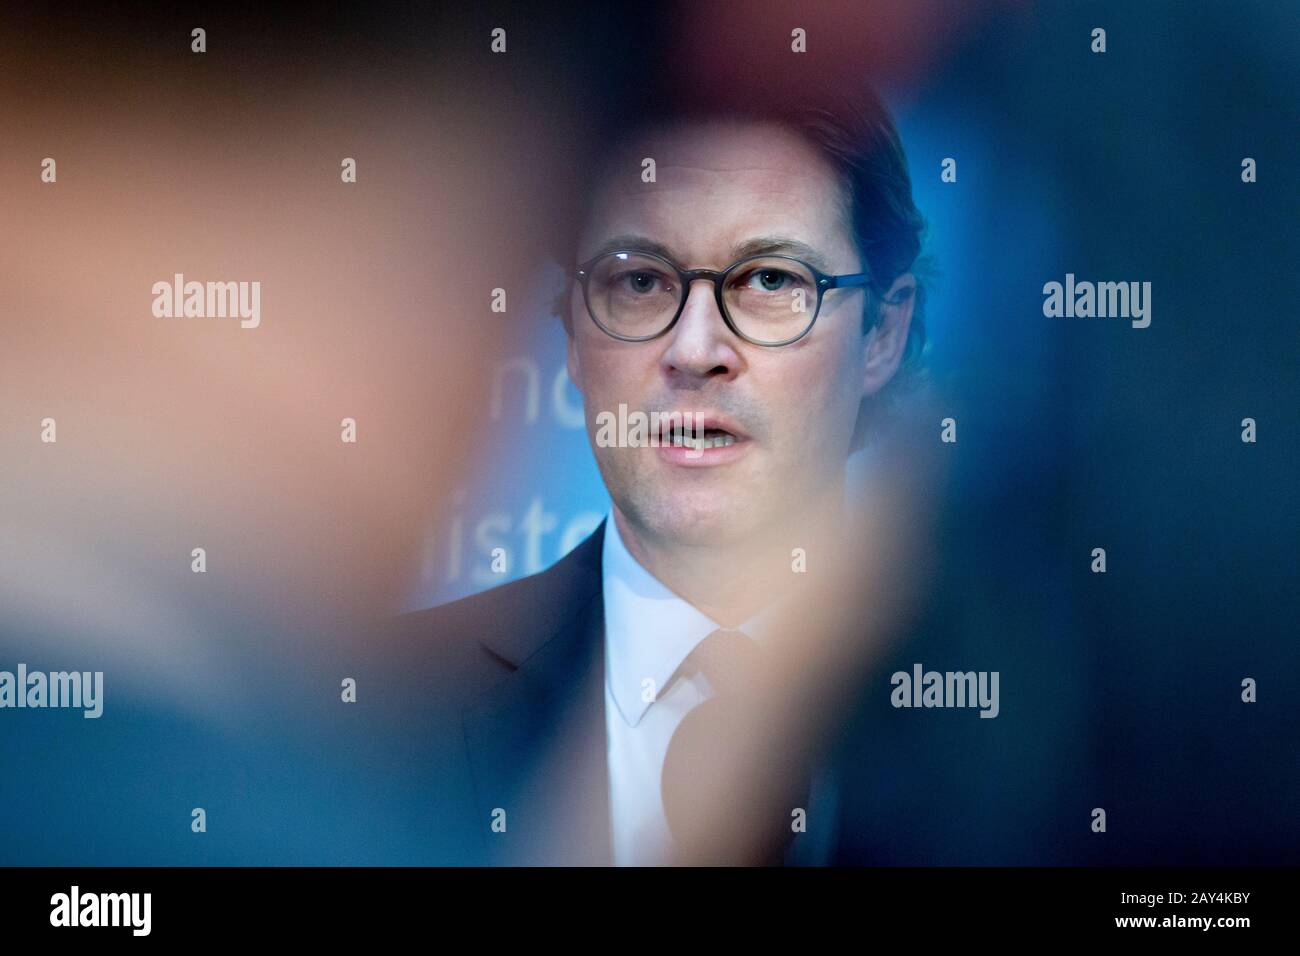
[611,492,844,628]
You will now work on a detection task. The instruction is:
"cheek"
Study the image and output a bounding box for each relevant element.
[573,332,655,415]
[769,342,864,450]
[826,321,870,413]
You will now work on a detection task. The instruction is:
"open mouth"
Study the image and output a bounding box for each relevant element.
[664,426,740,450]
[652,412,750,457]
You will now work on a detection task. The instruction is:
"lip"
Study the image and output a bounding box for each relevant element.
[652,410,751,441]
[651,410,753,468]
[655,438,752,467]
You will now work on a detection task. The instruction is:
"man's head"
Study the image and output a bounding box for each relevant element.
[561,92,926,552]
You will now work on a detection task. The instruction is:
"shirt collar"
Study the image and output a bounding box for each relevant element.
[601,508,778,727]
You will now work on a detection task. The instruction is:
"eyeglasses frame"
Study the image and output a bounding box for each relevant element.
[573,249,882,347]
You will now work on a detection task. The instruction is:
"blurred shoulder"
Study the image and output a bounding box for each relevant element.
[375,520,607,699]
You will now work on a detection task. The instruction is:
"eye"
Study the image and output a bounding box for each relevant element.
[614,270,673,295]
[739,267,801,293]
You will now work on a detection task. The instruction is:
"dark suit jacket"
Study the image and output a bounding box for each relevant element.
[378,519,1097,866]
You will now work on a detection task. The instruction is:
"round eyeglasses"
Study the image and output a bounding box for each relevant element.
[574,250,877,347]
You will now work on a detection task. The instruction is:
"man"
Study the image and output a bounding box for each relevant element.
[382,88,1048,866]
[542,96,923,864]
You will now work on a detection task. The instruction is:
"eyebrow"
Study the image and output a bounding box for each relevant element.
[583,233,838,274]
[731,236,835,274]
[586,234,678,263]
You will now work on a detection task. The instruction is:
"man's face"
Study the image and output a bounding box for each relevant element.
[567,120,880,549]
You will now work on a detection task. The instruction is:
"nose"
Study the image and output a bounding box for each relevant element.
[659,278,745,383]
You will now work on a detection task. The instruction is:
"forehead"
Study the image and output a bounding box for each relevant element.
[578,120,856,269]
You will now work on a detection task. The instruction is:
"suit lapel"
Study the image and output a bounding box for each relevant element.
[461,522,611,865]
[458,518,865,866]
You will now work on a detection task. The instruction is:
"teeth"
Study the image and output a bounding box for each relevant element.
[668,430,736,449]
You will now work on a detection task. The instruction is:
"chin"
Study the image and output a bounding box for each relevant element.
[632,488,771,548]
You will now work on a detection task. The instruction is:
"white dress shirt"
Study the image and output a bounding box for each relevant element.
[600,509,838,865]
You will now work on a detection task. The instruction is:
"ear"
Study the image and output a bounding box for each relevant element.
[565,285,585,392]
[861,272,916,396]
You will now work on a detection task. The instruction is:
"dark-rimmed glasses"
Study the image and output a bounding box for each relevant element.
[574,250,878,347]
